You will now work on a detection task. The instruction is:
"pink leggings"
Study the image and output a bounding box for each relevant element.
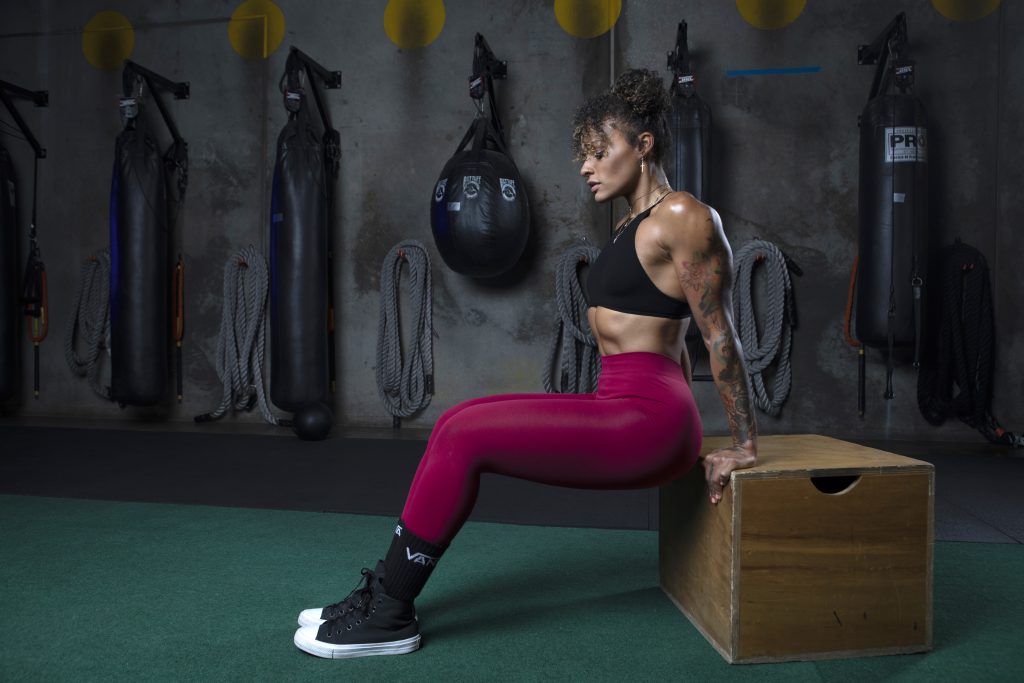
[401,352,703,545]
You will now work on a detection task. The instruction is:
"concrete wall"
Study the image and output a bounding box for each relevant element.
[0,0,1019,442]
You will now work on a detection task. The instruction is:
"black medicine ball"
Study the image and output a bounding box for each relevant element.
[292,401,333,441]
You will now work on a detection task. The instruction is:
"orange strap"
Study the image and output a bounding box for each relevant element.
[843,255,860,348]
[172,256,185,343]
[27,267,48,343]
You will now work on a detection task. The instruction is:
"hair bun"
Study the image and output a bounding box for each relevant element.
[611,68,670,120]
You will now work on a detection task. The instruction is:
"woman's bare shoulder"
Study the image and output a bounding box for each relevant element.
[660,190,706,213]
[649,191,716,248]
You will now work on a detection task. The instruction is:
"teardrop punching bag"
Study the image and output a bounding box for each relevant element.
[856,13,928,399]
[269,48,340,412]
[431,33,529,278]
[109,63,189,406]
[666,20,711,204]
[0,145,16,401]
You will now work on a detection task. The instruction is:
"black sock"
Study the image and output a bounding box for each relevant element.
[382,520,447,603]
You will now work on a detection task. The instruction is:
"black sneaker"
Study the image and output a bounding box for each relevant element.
[293,564,420,659]
[297,560,387,628]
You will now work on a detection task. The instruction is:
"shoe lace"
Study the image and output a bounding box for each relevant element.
[322,567,376,620]
[324,581,383,637]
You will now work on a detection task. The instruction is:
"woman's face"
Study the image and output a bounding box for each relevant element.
[578,120,639,203]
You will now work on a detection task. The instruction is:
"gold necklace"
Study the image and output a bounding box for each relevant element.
[613,185,671,242]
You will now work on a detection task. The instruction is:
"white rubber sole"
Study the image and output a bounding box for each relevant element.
[297,608,326,628]
[293,626,420,659]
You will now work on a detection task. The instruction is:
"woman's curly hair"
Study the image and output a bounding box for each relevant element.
[572,68,672,163]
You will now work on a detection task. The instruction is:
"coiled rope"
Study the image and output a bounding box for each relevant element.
[65,249,111,399]
[917,240,1021,447]
[376,240,434,424]
[544,243,601,394]
[195,245,279,424]
[731,239,794,416]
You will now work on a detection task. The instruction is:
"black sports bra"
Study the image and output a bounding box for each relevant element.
[586,202,692,320]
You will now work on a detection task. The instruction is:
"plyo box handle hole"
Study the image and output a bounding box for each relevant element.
[810,475,861,495]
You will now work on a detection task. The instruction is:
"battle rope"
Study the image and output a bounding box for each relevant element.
[731,239,795,416]
[917,240,1022,447]
[544,243,601,394]
[194,245,279,425]
[64,250,111,399]
[376,240,434,427]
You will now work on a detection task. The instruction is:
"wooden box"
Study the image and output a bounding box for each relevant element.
[659,434,933,664]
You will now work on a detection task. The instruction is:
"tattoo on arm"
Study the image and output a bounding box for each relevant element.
[679,250,723,324]
[678,233,757,447]
[712,334,757,444]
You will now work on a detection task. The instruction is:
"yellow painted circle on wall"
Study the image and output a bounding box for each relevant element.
[554,0,622,38]
[736,0,807,30]
[384,0,446,49]
[82,11,134,70]
[932,0,1001,22]
[228,0,286,60]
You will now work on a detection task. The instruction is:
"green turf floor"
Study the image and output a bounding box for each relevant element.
[0,495,1021,682]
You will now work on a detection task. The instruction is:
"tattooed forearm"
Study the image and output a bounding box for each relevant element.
[711,334,757,445]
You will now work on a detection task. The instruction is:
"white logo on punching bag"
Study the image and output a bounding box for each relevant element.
[463,175,481,199]
[434,178,447,203]
[499,178,516,202]
[884,126,928,163]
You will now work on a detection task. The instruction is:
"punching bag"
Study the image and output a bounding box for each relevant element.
[269,64,332,412]
[431,117,529,277]
[2,81,49,402]
[856,14,928,364]
[666,20,711,203]
[431,33,529,278]
[0,145,16,401]
[855,13,928,400]
[856,94,927,348]
[109,113,168,406]
[108,64,188,407]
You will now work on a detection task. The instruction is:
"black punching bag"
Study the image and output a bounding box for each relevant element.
[856,13,928,401]
[666,20,711,203]
[0,145,16,401]
[431,118,529,277]
[110,114,168,406]
[269,87,330,412]
[857,94,927,348]
[431,33,529,278]
[856,14,928,363]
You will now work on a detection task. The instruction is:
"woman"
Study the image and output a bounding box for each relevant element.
[293,68,758,660]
